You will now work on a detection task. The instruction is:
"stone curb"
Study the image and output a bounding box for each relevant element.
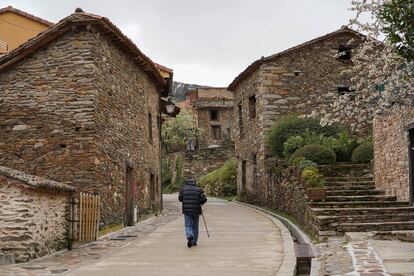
[231,201,298,276]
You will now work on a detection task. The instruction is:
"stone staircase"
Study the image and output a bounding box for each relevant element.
[308,164,414,236]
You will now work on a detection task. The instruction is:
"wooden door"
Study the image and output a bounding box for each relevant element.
[409,128,414,204]
[125,166,135,226]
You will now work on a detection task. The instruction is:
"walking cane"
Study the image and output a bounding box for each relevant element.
[201,210,210,238]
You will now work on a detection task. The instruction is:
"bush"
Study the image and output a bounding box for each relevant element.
[283,136,305,158]
[290,157,305,166]
[301,169,324,188]
[198,159,237,197]
[351,142,374,164]
[328,131,358,162]
[298,159,318,170]
[267,115,343,157]
[289,144,336,165]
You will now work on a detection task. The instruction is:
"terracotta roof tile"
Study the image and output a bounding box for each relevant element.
[0,6,53,26]
[0,10,166,89]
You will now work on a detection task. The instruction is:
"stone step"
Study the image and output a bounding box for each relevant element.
[324,177,373,182]
[318,213,414,226]
[326,190,385,196]
[308,201,410,208]
[338,221,414,233]
[325,185,376,191]
[311,206,414,216]
[325,195,397,202]
[319,164,372,177]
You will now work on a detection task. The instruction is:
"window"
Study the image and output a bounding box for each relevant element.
[249,96,256,118]
[150,173,155,202]
[337,86,351,96]
[148,113,153,143]
[338,46,352,61]
[210,110,219,121]
[211,126,221,139]
[238,104,243,137]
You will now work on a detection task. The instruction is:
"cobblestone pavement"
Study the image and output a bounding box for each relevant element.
[0,194,181,276]
[314,234,414,276]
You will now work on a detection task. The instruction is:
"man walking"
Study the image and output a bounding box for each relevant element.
[178,179,207,248]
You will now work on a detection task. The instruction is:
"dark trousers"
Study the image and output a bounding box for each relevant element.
[184,213,200,243]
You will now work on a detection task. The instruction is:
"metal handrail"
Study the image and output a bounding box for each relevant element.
[0,40,8,51]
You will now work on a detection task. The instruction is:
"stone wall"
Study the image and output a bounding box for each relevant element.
[0,26,162,226]
[373,105,414,201]
[183,146,235,180]
[197,107,233,148]
[232,30,367,201]
[0,166,74,262]
[91,27,162,224]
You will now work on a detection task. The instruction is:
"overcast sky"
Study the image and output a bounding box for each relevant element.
[2,0,355,86]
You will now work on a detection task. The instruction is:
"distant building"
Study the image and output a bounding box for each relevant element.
[187,87,234,149]
[0,9,175,226]
[228,27,367,202]
[0,6,53,54]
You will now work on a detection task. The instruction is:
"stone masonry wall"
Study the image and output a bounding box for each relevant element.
[0,26,162,226]
[91,28,162,224]
[233,31,367,203]
[183,146,234,180]
[0,174,70,262]
[197,108,233,148]
[373,105,414,201]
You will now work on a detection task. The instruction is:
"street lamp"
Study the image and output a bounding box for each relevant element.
[166,98,175,114]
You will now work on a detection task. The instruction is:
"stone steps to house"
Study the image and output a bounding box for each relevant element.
[317,213,414,226]
[326,190,385,196]
[324,177,373,182]
[319,163,372,177]
[311,206,414,216]
[324,185,377,191]
[308,201,410,208]
[338,221,414,233]
[325,195,397,202]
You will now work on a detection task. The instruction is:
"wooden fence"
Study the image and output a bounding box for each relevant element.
[79,192,101,242]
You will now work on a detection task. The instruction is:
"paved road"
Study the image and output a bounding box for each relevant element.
[1,195,295,276]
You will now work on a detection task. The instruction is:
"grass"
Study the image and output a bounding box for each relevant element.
[98,223,123,237]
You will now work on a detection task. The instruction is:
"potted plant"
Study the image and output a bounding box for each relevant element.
[301,166,326,201]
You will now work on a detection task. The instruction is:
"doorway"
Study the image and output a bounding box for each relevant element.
[125,165,136,226]
[241,160,246,194]
[409,128,414,204]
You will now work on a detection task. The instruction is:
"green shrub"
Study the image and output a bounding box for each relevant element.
[298,160,318,170]
[198,159,237,197]
[290,157,305,166]
[301,169,324,188]
[351,142,374,164]
[328,131,358,162]
[283,136,305,158]
[289,144,336,165]
[267,115,342,157]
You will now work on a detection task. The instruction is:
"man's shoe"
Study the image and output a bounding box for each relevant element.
[187,237,193,248]
[192,242,197,246]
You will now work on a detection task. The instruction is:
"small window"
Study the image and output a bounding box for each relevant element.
[238,104,243,137]
[249,96,256,118]
[338,46,351,61]
[211,125,221,139]
[148,113,153,143]
[337,86,351,95]
[210,110,219,121]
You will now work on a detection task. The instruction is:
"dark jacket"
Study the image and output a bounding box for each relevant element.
[178,180,207,215]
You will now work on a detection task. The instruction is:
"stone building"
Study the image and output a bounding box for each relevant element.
[0,6,53,54]
[0,10,174,226]
[189,87,234,149]
[227,27,366,202]
[373,104,414,202]
[0,166,75,262]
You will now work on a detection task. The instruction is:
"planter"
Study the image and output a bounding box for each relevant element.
[307,187,326,201]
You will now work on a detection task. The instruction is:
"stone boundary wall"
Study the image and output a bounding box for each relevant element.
[183,146,235,180]
[0,166,74,262]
